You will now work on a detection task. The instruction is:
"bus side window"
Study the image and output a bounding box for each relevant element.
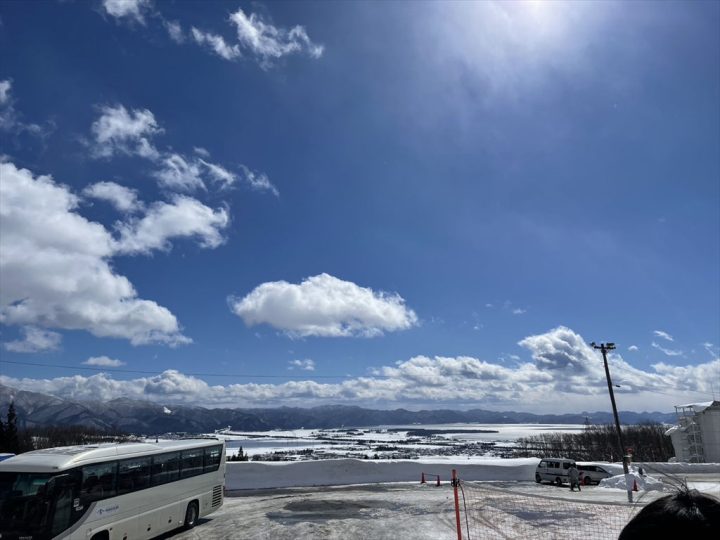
[180,449,203,478]
[117,457,150,495]
[81,462,116,502]
[563,462,572,470]
[151,452,180,486]
[204,446,221,473]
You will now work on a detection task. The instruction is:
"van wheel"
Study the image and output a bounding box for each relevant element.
[584,476,592,486]
[535,473,542,483]
[555,477,562,486]
[184,501,199,529]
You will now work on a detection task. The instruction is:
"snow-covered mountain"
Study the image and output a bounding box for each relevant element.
[0,384,677,435]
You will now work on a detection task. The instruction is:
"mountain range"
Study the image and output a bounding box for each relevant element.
[0,384,678,435]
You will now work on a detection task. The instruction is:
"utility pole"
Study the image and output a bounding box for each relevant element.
[591,341,633,503]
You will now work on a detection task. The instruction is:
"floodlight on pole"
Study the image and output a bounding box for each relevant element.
[591,341,633,503]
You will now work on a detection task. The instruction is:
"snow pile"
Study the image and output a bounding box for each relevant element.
[636,462,720,475]
[598,472,665,492]
[226,457,539,490]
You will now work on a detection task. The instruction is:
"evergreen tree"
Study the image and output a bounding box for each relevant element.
[0,413,6,452]
[6,401,19,454]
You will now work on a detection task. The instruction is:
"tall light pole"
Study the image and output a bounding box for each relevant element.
[591,341,633,503]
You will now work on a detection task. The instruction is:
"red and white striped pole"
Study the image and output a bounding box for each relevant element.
[452,469,462,540]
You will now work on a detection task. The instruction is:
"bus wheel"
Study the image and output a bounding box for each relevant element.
[535,474,542,483]
[555,477,562,487]
[184,501,199,529]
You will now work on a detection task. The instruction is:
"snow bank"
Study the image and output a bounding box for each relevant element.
[226,457,540,490]
[599,473,665,492]
[636,462,720,475]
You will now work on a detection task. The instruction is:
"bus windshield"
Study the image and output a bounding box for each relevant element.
[0,471,57,538]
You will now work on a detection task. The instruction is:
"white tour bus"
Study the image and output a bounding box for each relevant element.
[0,438,225,540]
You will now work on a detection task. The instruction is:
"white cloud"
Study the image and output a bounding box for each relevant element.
[2,344,717,411]
[191,28,241,61]
[239,165,279,196]
[88,105,275,196]
[518,326,602,377]
[83,355,126,367]
[628,345,639,352]
[83,181,142,213]
[289,359,315,371]
[91,104,161,159]
[164,20,184,43]
[4,326,62,353]
[0,80,10,105]
[0,79,45,136]
[653,330,674,342]
[511,308,526,315]
[102,0,151,24]
[652,342,683,357]
[114,195,229,254]
[229,8,324,64]
[200,159,237,188]
[152,153,205,191]
[229,273,418,338]
[0,161,189,346]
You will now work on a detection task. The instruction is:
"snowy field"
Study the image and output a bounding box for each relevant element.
[212,423,588,461]
[155,425,720,538]
[157,457,720,539]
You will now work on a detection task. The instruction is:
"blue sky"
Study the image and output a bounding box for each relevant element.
[0,0,718,413]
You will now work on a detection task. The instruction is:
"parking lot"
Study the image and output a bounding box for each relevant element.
[161,473,720,540]
[163,483,459,540]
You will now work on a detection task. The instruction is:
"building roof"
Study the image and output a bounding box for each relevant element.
[676,401,719,414]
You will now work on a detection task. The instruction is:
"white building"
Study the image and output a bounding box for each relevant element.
[665,401,720,463]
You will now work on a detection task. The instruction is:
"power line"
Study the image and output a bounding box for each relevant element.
[0,359,355,380]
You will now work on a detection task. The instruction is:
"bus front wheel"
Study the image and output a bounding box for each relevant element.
[184,501,199,529]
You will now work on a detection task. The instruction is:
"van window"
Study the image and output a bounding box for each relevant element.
[563,462,572,469]
[538,461,547,468]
